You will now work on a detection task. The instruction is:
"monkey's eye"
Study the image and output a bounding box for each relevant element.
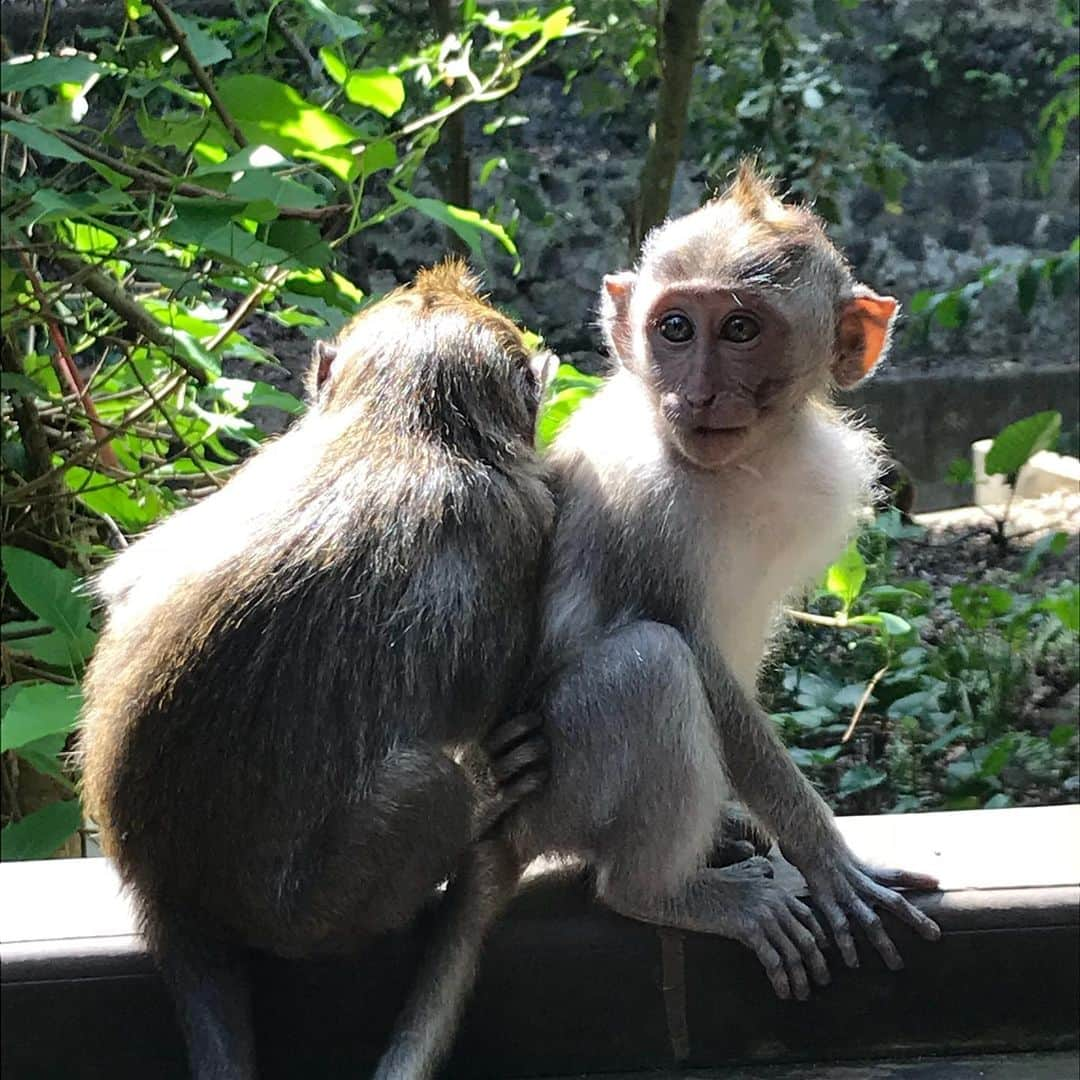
[658,312,695,344]
[720,313,761,343]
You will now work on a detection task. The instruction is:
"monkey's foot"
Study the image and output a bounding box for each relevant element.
[474,713,549,838]
[604,869,830,1002]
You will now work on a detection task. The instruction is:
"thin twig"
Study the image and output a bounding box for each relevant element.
[206,265,289,351]
[269,4,325,88]
[18,251,120,469]
[841,663,890,744]
[0,105,347,221]
[783,608,879,633]
[53,254,209,383]
[146,0,248,149]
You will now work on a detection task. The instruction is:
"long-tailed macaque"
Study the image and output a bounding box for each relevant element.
[380,168,943,1067]
[77,263,554,1080]
[504,164,941,1001]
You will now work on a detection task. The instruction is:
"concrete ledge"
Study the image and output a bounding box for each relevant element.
[2,806,1078,1078]
[845,366,1080,511]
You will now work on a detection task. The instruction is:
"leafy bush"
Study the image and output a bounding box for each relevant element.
[0,1,581,859]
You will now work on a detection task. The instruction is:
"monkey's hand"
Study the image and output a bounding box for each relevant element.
[794,846,941,970]
[471,712,549,839]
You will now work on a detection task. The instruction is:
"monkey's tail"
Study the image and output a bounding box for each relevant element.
[150,908,257,1080]
[372,837,519,1080]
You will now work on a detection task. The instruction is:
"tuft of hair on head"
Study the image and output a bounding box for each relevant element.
[726,157,779,219]
[412,258,484,305]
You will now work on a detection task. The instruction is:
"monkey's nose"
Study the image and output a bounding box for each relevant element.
[683,390,717,409]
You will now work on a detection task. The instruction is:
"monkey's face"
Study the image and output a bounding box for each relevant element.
[603,269,898,472]
[633,283,814,469]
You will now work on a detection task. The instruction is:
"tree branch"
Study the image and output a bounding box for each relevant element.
[145,0,248,149]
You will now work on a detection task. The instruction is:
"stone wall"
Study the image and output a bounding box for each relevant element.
[357,0,1078,507]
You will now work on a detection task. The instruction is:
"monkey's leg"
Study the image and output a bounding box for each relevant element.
[150,910,256,1080]
[512,621,829,1001]
[296,746,477,942]
[372,836,520,1080]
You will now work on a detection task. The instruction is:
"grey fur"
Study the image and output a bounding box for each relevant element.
[77,266,554,1080]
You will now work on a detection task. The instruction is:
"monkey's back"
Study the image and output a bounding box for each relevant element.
[79,416,552,945]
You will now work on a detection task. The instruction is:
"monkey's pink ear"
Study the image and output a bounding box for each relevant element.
[313,339,338,391]
[833,286,898,388]
[601,272,636,362]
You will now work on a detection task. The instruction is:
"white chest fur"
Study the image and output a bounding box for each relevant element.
[696,407,878,693]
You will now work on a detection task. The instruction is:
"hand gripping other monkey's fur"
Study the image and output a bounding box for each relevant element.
[502,163,941,1002]
[76,262,554,1080]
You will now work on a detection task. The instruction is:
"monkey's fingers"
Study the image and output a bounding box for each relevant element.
[761,913,812,1001]
[484,712,544,758]
[746,932,792,1001]
[809,885,859,968]
[854,871,942,943]
[861,863,940,893]
[786,894,830,957]
[843,889,904,972]
[490,734,549,785]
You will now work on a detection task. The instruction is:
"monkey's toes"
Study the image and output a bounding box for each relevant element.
[708,838,757,868]
[716,854,774,880]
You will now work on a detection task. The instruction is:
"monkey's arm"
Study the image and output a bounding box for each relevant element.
[697,641,941,969]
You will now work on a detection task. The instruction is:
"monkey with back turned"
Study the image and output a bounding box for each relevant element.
[77,262,554,1080]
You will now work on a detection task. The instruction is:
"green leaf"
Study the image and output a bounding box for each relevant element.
[1,547,90,641]
[1,119,86,163]
[762,41,782,79]
[979,735,1018,778]
[824,540,866,613]
[1049,724,1077,747]
[319,47,349,85]
[17,732,73,785]
[1022,530,1069,577]
[836,764,887,799]
[1,683,82,753]
[831,683,868,709]
[296,0,363,40]
[879,612,912,636]
[1,799,82,861]
[1017,263,1041,315]
[360,139,396,178]
[802,86,825,110]
[216,76,361,181]
[984,411,1062,476]
[780,706,835,730]
[3,617,97,668]
[389,187,519,271]
[1041,584,1079,633]
[0,55,103,92]
[65,467,169,530]
[536,386,596,451]
[170,13,231,67]
[344,69,406,117]
[945,457,975,486]
[204,378,305,416]
[950,583,1014,629]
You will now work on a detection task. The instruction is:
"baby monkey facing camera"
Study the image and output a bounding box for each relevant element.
[506,162,941,999]
[78,263,555,1080]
